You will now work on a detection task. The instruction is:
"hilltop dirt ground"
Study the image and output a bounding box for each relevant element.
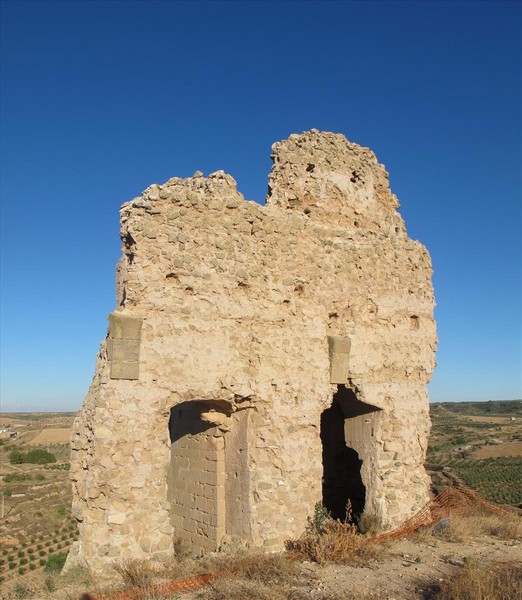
[295,534,521,600]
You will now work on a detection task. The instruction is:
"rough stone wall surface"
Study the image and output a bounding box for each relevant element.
[67,130,437,575]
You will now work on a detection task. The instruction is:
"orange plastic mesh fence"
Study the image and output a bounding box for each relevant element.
[83,572,223,600]
[372,485,515,543]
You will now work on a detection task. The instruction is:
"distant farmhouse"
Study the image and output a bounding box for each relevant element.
[0,427,18,439]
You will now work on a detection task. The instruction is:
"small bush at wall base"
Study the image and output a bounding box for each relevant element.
[114,559,157,587]
[287,503,381,565]
[358,513,383,536]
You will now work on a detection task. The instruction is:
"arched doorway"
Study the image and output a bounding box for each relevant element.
[167,402,251,553]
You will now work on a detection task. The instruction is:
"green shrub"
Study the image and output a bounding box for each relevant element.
[3,473,30,483]
[25,448,56,464]
[45,553,67,573]
[9,450,24,464]
[39,550,46,557]
[8,448,57,465]
[13,583,28,597]
[39,558,46,566]
[18,566,26,575]
[9,562,16,570]
[29,563,36,571]
[19,558,27,565]
[17,550,24,558]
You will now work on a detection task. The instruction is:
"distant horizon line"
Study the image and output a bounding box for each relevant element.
[1,398,521,416]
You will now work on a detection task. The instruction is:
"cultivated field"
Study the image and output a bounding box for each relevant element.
[427,400,522,507]
[0,413,77,586]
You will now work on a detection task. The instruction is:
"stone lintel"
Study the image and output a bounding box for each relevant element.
[328,335,351,384]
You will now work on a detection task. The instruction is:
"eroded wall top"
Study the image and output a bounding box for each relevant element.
[112,129,436,401]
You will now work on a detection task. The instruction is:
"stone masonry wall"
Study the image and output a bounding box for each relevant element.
[67,130,437,575]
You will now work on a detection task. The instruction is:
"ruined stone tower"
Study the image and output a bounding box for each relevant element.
[67,130,437,574]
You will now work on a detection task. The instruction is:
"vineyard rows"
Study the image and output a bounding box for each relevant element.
[445,457,522,505]
[0,518,78,582]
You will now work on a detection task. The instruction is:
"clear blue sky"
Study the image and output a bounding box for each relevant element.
[1,1,520,412]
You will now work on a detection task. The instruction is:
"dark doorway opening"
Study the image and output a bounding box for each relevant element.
[168,401,216,443]
[320,386,379,521]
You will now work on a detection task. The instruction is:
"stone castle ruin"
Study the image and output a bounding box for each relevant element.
[67,130,437,574]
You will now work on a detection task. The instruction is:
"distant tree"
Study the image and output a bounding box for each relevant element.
[8,450,24,464]
[25,449,56,464]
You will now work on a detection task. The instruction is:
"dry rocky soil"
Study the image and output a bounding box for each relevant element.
[295,535,521,599]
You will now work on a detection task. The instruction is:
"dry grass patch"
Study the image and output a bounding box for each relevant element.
[432,559,522,600]
[192,551,299,600]
[409,506,522,544]
[112,550,299,600]
[194,577,289,600]
[0,565,96,600]
[357,513,383,537]
[208,550,297,582]
[113,559,159,587]
[441,510,521,543]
